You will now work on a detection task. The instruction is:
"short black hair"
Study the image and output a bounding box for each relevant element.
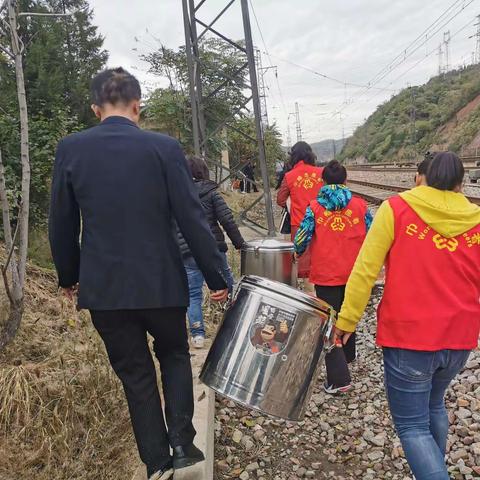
[290,141,316,166]
[187,156,210,180]
[322,160,347,184]
[426,151,464,191]
[417,156,432,176]
[90,67,141,107]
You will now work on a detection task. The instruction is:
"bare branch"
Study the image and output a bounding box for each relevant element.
[0,149,19,306]
[0,44,13,59]
[0,149,13,251]
[0,0,7,14]
[1,266,14,305]
[3,216,20,274]
[18,11,76,18]
[8,0,30,290]
[1,17,10,30]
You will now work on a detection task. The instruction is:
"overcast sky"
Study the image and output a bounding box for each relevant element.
[89,0,480,144]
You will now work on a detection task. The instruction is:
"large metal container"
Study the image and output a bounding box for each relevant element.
[200,275,335,421]
[241,237,297,286]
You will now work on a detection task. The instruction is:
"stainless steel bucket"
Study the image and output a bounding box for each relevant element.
[241,237,298,286]
[200,275,335,421]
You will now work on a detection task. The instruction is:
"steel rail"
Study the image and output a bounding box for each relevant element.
[349,166,477,173]
[348,179,480,206]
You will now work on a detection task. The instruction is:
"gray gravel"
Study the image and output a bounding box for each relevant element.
[213,290,480,479]
[348,170,480,198]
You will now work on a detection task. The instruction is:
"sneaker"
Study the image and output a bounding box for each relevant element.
[192,336,205,349]
[173,443,205,469]
[323,381,353,395]
[149,464,174,480]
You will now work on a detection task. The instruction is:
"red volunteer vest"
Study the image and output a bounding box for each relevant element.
[285,162,323,227]
[309,196,368,286]
[377,196,480,351]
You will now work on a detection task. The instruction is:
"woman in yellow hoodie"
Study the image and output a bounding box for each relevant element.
[335,152,480,479]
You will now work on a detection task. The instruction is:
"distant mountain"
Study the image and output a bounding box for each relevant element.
[311,138,347,164]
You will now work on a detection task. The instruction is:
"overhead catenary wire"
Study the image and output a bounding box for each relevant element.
[335,0,477,117]
[364,0,467,89]
[259,51,396,92]
[344,13,478,121]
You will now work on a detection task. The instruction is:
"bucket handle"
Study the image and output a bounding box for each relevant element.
[323,309,337,353]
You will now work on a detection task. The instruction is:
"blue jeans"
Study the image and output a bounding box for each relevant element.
[184,253,234,337]
[383,348,471,480]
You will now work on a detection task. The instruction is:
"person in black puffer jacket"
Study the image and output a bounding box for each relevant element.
[177,156,245,348]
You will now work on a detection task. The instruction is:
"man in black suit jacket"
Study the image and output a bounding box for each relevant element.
[49,68,228,480]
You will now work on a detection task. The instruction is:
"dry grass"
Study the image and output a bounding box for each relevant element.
[0,259,136,480]
[0,192,269,479]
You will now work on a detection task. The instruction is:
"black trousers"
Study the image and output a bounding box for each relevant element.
[315,285,356,387]
[90,308,195,477]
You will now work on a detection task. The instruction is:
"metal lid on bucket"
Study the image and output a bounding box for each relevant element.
[242,237,294,252]
[241,275,334,314]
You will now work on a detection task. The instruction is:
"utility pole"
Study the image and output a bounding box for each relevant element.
[286,123,292,150]
[255,49,268,128]
[469,15,480,63]
[438,43,443,75]
[255,49,276,129]
[295,102,302,142]
[443,31,451,72]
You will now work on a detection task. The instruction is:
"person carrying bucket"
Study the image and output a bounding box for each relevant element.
[294,160,372,393]
[334,152,480,479]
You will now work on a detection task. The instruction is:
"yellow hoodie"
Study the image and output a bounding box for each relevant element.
[336,186,480,333]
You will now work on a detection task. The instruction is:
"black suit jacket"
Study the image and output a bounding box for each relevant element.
[49,116,227,310]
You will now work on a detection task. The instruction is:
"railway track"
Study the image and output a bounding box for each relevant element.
[348,179,480,206]
[349,166,478,173]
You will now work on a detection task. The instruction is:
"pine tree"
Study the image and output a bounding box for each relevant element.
[0,0,108,226]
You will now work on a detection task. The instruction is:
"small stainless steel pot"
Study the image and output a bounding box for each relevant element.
[241,237,297,286]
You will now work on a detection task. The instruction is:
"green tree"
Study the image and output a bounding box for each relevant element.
[142,38,250,161]
[227,116,286,184]
[0,0,107,226]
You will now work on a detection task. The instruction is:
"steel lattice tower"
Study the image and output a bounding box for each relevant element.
[182,0,275,235]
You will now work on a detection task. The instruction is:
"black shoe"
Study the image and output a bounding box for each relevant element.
[149,462,174,480]
[173,443,205,469]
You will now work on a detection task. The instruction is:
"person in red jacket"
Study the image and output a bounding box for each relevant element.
[277,142,323,284]
[294,160,372,393]
[335,152,480,479]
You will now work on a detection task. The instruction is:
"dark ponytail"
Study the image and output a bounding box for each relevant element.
[322,160,347,184]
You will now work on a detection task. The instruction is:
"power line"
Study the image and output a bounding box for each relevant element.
[335,0,476,116]
[357,16,477,110]
[341,16,477,124]
[259,51,396,92]
[365,0,466,88]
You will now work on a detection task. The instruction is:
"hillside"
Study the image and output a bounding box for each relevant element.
[311,138,347,164]
[339,64,480,163]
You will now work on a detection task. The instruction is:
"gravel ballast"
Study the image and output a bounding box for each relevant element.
[213,291,480,480]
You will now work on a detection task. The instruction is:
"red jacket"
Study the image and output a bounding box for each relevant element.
[278,161,323,227]
[377,196,480,351]
[309,197,368,286]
